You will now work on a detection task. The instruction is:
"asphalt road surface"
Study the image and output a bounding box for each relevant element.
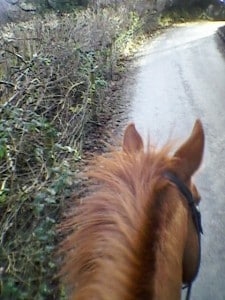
[128,21,225,300]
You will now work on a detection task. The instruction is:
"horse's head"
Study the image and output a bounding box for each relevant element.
[123,120,204,293]
[61,119,204,300]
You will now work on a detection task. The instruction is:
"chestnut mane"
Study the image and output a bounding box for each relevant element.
[60,121,204,300]
[61,147,176,299]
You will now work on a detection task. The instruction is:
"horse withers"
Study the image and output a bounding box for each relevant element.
[60,120,204,300]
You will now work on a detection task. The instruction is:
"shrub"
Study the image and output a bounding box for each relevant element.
[0,3,159,298]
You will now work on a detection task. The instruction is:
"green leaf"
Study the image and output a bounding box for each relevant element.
[0,144,6,159]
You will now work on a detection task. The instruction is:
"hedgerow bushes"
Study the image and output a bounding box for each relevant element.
[0,1,159,299]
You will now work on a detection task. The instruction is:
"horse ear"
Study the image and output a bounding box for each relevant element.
[174,120,204,180]
[123,123,144,153]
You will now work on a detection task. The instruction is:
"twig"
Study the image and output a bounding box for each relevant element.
[0,91,21,114]
[3,49,27,64]
[0,81,15,88]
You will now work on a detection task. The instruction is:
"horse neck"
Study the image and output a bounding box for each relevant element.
[67,153,189,300]
[153,187,188,300]
[79,183,188,300]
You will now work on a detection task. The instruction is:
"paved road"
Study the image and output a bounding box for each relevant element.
[128,21,225,299]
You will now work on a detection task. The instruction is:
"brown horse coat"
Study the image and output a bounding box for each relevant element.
[60,120,204,300]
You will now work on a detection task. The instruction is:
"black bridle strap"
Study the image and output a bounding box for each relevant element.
[184,283,192,300]
[164,172,203,235]
[163,172,203,300]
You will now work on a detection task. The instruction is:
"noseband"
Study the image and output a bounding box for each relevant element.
[164,172,203,300]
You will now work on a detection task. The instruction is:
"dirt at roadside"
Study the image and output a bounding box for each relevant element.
[81,57,139,159]
[216,25,225,59]
[217,24,225,41]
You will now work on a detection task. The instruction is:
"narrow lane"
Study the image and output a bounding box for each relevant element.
[128,21,225,299]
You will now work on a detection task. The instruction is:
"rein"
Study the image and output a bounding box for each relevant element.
[164,172,203,300]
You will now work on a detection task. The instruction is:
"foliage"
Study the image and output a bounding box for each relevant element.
[160,7,210,25]
[206,2,225,20]
[0,2,159,299]
[41,0,89,12]
[0,106,73,299]
[175,0,213,9]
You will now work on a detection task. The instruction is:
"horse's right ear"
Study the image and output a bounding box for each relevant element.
[123,123,144,153]
[173,119,204,180]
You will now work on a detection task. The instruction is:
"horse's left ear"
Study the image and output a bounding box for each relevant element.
[174,119,204,180]
[123,123,144,153]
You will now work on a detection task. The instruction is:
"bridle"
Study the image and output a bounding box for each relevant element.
[164,172,203,300]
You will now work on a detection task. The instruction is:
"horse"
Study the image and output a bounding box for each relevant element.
[60,119,204,300]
